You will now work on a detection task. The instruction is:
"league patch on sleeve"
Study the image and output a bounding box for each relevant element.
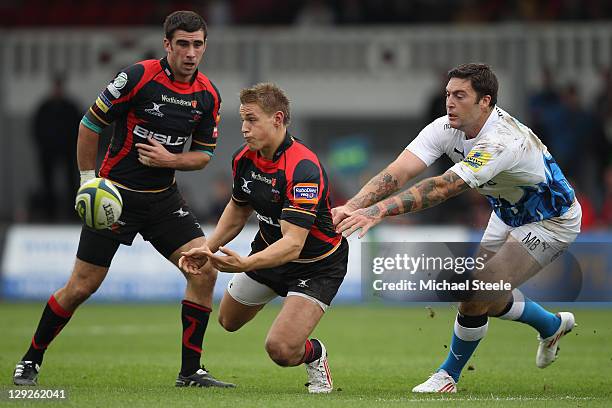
[95,93,113,113]
[106,72,128,98]
[462,149,492,172]
[293,183,319,204]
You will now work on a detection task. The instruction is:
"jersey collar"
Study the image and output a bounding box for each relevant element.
[272,132,294,161]
[160,57,198,84]
[472,105,502,140]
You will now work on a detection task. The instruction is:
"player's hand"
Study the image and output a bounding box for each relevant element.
[331,205,355,227]
[335,206,383,239]
[179,244,212,275]
[136,137,175,168]
[204,246,252,273]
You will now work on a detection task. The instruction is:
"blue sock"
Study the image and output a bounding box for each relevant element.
[497,289,561,338]
[438,313,488,383]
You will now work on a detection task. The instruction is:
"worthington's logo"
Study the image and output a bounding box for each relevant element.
[161,94,194,107]
[250,171,276,185]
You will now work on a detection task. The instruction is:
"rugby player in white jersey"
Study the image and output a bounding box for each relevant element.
[333,63,581,393]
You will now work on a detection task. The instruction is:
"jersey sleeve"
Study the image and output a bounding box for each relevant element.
[405,121,445,166]
[190,81,222,157]
[230,146,250,206]
[281,159,322,230]
[81,63,145,134]
[449,136,515,188]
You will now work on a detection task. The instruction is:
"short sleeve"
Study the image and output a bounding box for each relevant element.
[81,63,145,133]
[281,159,321,230]
[190,81,222,157]
[449,137,515,188]
[405,121,445,166]
[231,146,251,206]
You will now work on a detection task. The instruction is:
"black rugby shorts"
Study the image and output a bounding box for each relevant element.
[77,184,203,266]
[245,233,349,306]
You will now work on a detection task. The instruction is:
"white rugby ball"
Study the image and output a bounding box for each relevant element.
[75,178,123,229]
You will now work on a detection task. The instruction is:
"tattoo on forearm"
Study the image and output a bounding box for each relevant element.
[350,171,399,209]
[376,171,469,217]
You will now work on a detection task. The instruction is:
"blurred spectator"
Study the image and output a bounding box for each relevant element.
[208,0,233,26]
[426,71,449,123]
[295,0,335,26]
[527,67,560,146]
[334,0,365,24]
[570,182,597,231]
[205,175,233,223]
[594,67,612,166]
[599,165,612,226]
[30,74,82,221]
[537,84,603,190]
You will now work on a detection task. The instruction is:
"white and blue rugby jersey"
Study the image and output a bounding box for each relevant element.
[406,106,575,227]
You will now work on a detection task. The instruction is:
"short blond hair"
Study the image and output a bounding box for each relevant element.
[239,83,291,125]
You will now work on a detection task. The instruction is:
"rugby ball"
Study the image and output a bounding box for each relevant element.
[75,178,123,229]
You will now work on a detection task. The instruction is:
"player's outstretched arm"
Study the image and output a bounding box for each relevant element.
[135,137,212,170]
[76,123,100,185]
[332,150,427,226]
[179,199,253,274]
[205,221,309,273]
[337,169,469,238]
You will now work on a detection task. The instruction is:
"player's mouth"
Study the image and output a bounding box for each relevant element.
[184,62,196,69]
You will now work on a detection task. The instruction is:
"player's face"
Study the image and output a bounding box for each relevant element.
[164,30,206,82]
[240,103,280,151]
[446,78,489,133]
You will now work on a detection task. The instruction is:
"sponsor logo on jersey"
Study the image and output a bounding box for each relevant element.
[462,149,492,172]
[173,208,190,218]
[144,102,165,117]
[95,93,113,113]
[251,171,276,186]
[241,178,252,194]
[133,124,188,146]
[161,94,196,107]
[293,183,319,204]
[256,212,280,227]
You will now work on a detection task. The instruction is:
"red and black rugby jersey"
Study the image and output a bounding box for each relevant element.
[82,57,221,191]
[231,133,342,261]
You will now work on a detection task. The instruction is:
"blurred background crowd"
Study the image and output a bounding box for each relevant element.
[2,0,612,26]
[1,0,610,232]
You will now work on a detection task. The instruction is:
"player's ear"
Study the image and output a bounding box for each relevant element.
[273,111,284,127]
[163,37,171,53]
[480,94,492,109]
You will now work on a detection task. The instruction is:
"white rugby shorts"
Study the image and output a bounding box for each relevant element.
[481,199,582,266]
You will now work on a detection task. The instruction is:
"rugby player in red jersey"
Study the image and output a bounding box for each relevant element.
[13,11,233,389]
[180,83,348,393]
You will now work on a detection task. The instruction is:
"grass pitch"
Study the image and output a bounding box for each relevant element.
[1,303,610,407]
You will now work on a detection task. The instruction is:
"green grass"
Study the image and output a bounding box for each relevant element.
[1,303,610,407]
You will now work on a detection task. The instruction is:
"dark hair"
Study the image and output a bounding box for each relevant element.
[164,11,207,41]
[240,83,291,126]
[448,63,498,107]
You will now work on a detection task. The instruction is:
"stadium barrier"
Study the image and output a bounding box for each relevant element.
[1,225,610,303]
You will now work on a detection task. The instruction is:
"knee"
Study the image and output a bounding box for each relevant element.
[64,281,97,305]
[265,338,300,367]
[459,301,490,316]
[187,270,217,290]
[218,314,242,332]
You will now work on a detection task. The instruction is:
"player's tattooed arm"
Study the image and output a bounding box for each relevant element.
[347,171,400,210]
[366,170,469,218]
[336,170,469,238]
